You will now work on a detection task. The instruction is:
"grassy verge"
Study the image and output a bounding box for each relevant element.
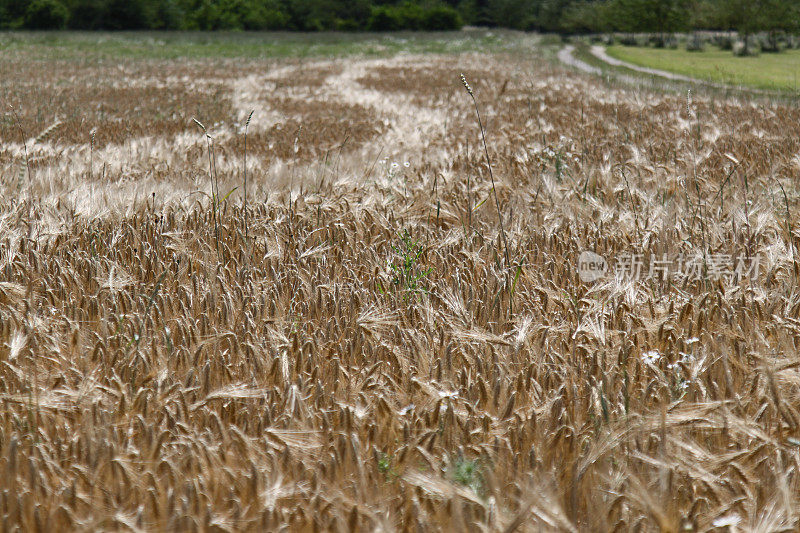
[0,29,531,60]
[606,44,800,92]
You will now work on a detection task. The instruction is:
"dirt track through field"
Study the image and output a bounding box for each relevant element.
[589,44,704,83]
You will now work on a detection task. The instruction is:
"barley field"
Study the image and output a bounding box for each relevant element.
[2,31,800,532]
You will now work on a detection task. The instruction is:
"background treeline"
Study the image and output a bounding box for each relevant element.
[1,0,799,35]
[1,0,464,30]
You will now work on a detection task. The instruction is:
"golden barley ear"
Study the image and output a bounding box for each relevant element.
[460,73,474,96]
[192,117,207,134]
[34,120,63,145]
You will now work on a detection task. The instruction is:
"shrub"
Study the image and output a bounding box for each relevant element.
[733,40,759,57]
[686,34,704,52]
[367,2,461,32]
[336,18,361,31]
[242,7,290,30]
[366,6,402,31]
[24,0,69,29]
[759,34,782,53]
[395,2,424,30]
[715,35,734,50]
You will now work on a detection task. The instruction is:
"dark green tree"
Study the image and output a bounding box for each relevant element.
[761,0,799,51]
[560,1,611,33]
[457,0,493,26]
[367,5,403,30]
[103,0,154,29]
[610,0,690,39]
[487,0,536,30]
[713,0,767,54]
[17,0,798,35]
[420,4,462,29]
[0,0,28,28]
[25,0,69,29]
[537,0,574,32]
[64,0,105,29]
[148,0,184,29]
